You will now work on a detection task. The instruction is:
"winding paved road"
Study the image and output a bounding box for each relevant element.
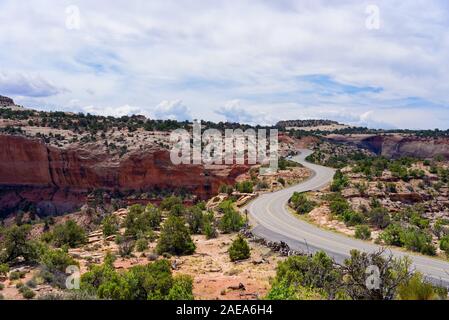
[246,149,449,286]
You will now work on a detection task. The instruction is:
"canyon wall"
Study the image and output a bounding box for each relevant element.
[0,134,248,216]
[327,134,449,160]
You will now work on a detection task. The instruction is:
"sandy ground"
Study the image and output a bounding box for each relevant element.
[81,233,281,300]
[306,205,355,237]
[180,234,280,300]
[1,231,282,300]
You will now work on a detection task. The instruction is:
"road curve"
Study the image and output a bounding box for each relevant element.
[246,149,449,286]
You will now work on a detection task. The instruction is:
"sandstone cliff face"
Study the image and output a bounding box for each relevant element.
[327,134,449,160]
[0,134,249,215]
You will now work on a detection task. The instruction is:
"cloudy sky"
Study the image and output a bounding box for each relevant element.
[1,0,449,129]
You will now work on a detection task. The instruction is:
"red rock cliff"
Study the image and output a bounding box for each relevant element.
[0,134,249,215]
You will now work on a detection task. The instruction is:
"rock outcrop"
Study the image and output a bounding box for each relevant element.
[0,134,249,216]
[327,134,449,160]
[0,95,14,107]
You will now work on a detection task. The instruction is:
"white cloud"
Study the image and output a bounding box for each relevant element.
[81,104,144,118]
[215,100,274,125]
[0,72,66,97]
[152,100,191,121]
[1,1,449,128]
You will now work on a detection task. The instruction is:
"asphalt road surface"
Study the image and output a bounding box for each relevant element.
[246,149,449,286]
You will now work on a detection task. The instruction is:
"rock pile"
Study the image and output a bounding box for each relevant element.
[240,228,304,257]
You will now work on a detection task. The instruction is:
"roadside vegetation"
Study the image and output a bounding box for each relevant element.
[81,255,193,300]
[298,146,449,259]
[289,192,317,215]
[266,249,447,300]
[0,194,249,300]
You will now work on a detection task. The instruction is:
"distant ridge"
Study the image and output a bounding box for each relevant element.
[276,119,340,128]
[0,95,15,107]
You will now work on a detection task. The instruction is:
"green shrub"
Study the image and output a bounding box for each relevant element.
[235,181,254,193]
[124,204,144,231]
[196,202,206,210]
[328,193,350,216]
[218,200,234,212]
[0,264,9,277]
[145,204,163,228]
[167,275,194,300]
[1,225,39,263]
[21,287,36,299]
[118,241,135,257]
[440,235,449,256]
[368,207,391,229]
[160,196,182,211]
[354,182,368,195]
[219,208,244,234]
[115,234,124,245]
[169,204,186,217]
[102,215,120,237]
[330,170,349,192]
[203,221,217,239]
[81,264,125,300]
[397,273,442,300]
[410,214,430,230]
[26,279,37,288]
[419,243,437,256]
[156,216,195,256]
[266,280,326,300]
[386,183,397,193]
[81,259,193,300]
[186,205,205,234]
[380,224,405,247]
[9,271,21,280]
[135,238,149,252]
[402,228,436,256]
[229,236,251,262]
[278,157,301,170]
[382,224,437,256]
[203,213,217,239]
[290,192,316,215]
[342,210,365,226]
[124,204,162,238]
[389,160,412,181]
[0,283,4,291]
[40,248,79,273]
[433,219,449,239]
[16,284,36,300]
[48,220,87,248]
[219,185,234,195]
[355,225,371,240]
[267,251,342,300]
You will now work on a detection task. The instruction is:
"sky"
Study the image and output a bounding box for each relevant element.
[1,0,449,129]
